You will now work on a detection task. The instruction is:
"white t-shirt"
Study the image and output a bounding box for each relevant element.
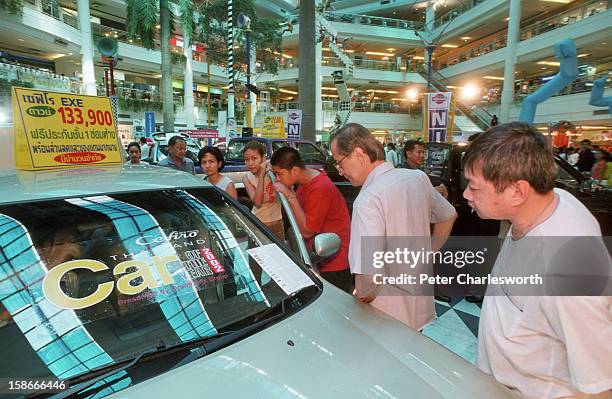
[349,162,456,330]
[205,174,232,191]
[477,188,612,398]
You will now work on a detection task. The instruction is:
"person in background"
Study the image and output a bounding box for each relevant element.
[490,114,498,127]
[576,139,595,173]
[330,123,457,331]
[403,140,448,199]
[242,141,284,240]
[464,122,611,398]
[140,137,152,160]
[384,142,399,167]
[270,147,352,293]
[125,142,148,165]
[590,149,610,181]
[159,136,195,174]
[567,147,579,165]
[198,146,238,200]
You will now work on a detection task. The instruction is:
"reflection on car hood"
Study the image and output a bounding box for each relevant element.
[108,284,513,399]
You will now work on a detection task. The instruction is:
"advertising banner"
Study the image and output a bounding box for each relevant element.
[144,111,155,138]
[178,129,219,139]
[262,115,286,138]
[287,109,302,140]
[12,87,122,170]
[423,92,455,143]
[217,110,227,139]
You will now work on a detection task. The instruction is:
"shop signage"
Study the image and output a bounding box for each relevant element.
[424,92,455,143]
[12,87,122,170]
[262,115,285,138]
[287,109,302,140]
[178,128,219,139]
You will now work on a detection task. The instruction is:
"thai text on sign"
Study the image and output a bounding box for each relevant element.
[12,87,123,170]
[262,115,285,138]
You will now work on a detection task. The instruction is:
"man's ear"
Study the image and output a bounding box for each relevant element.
[510,180,531,207]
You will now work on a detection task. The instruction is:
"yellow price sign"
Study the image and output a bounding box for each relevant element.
[12,87,123,170]
[262,115,286,138]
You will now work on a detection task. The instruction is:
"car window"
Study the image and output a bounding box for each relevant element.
[272,141,289,153]
[296,143,327,164]
[158,145,199,164]
[424,146,450,179]
[0,187,318,388]
[226,140,248,162]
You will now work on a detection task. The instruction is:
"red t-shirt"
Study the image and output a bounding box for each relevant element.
[296,172,350,272]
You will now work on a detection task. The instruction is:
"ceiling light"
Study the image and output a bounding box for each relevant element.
[461,84,480,99]
[345,49,354,53]
[17,38,24,42]
[540,0,572,3]
[387,48,396,51]
[322,47,330,51]
[537,61,560,66]
[412,56,424,60]
[279,88,298,95]
[577,53,589,57]
[366,51,395,56]
[322,87,337,91]
[406,88,418,99]
[441,44,458,48]
[281,54,292,59]
[461,36,471,41]
[483,76,505,80]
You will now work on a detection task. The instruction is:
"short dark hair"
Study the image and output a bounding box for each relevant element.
[243,140,266,157]
[139,137,147,144]
[331,123,384,162]
[403,139,423,154]
[270,147,305,170]
[463,122,557,194]
[127,142,141,152]
[168,135,186,147]
[198,146,225,172]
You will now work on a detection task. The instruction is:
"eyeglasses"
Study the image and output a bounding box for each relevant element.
[333,153,351,172]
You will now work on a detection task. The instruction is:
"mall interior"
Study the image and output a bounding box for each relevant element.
[0,0,610,148]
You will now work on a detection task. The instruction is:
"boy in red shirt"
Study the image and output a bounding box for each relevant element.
[270,147,352,293]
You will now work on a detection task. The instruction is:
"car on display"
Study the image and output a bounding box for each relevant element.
[424,142,612,235]
[0,162,515,398]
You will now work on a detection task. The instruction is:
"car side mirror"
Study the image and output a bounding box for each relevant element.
[310,233,341,264]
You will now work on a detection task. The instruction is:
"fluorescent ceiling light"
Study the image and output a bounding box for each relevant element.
[483,76,505,80]
[279,88,297,95]
[345,49,354,53]
[322,87,337,91]
[577,53,589,57]
[387,48,396,51]
[540,0,572,3]
[441,44,458,48]
[366,51,395,56]
[281,54,292,59]
[412,56,424,60]
[461,36,471,40]
[537,61,560,66]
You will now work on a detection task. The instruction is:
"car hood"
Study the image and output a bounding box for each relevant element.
[109,284,515,399]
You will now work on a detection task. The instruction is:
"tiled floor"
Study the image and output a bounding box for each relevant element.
[422,298,482,365]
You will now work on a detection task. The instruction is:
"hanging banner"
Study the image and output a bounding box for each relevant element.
[423,92,455,143]
[144,112,155,138]
[178,128,219,139]
[287,109,302,140]
[262,115,286,138]
[12,87,122,170]
[217,110,227,139]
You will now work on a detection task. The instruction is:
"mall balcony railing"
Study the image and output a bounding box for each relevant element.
[23,0,79,29]
[272,56,423,73]
[268,100,420,115]
[0,61,82,95]
[438,0,609,70]
[434,0,488,29]
[288,12,423,31]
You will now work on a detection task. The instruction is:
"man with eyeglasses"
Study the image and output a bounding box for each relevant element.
[330,123,457,331]
[463,122,611,399]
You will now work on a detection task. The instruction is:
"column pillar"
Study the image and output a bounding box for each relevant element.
[183,36,195,129]
[500,0,521,123]
[298,0,318,141]
[77,0,96,95]
[248,42,257,128]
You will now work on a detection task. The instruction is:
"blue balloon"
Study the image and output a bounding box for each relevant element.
[589,77,612,115]
[519,38,579,123]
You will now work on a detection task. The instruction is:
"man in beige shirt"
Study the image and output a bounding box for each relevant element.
[330,123,457,331]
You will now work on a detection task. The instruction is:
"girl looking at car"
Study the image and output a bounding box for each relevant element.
[198,146,238,200]
[125,142,148,165]
[242,141,284,240]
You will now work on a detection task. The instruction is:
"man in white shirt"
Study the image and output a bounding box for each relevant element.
[330,123,457,331]
[463,122,611,398]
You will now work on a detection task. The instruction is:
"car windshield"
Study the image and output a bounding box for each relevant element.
[226,139,260,162]
[0,187,319,389]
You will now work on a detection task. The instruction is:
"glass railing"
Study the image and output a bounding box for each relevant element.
[288,12,423,31]
[0,61,82,94]
[272,57,424,73]
[23,0,79,29]
[268,100,421,115]
[434,0,488,28]
[439,0,609,69]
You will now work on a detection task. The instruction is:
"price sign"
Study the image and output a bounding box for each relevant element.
[12,87,123,170]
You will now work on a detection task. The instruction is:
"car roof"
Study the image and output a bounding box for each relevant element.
[0,164,211,205]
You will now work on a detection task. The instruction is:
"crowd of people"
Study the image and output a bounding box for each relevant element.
[556,139,612,184]
[123,125,611,398]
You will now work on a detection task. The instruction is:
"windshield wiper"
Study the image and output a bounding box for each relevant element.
[45,346,160,399]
